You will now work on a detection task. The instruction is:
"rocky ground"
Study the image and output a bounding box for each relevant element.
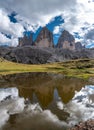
[0,46,94,64]
[69,120,94,130]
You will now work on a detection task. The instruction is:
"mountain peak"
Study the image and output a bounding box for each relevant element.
[18,33,33,47]
[62,30,70,34]
[42,26,49,31]
[57,30,75,50]
[35,27,54,47]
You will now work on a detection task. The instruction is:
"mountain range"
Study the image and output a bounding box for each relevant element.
[1,26,94,65]
[18,27,84,51]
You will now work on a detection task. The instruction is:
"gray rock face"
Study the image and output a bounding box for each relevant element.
[0,47,52,64]
[0,47,11,56]
[0,46,94,64]
[35,27,54,47]
[18,34,33,47]
[57,30,75,50]
[75,42,85,50]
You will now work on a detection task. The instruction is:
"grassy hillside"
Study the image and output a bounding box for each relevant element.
[0,57,94,79]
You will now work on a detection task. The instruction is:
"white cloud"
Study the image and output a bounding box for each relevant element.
[0,0,94,47]
[10,38,18,47]
[0,0,77,26]
[53,24,64,35]
[0,33,18,46]
[58,0,94,46]
[0,33,11,44]
[0,9,24,37]
[0,9,25,46]
[53,26,60,34]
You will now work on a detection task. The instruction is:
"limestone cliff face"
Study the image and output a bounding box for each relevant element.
[57,30,75,50]
[18,34,33,47]
[35,27,54,47]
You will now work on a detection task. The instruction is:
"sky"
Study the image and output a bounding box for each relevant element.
[0,0,94,47]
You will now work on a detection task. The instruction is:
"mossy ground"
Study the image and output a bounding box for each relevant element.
[0,57,94,80]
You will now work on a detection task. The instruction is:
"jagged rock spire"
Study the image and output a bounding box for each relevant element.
[18,33,33,47]
[57,30,75,50]
[35,27,54,47]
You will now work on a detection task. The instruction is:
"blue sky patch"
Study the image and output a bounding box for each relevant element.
[46,15,64,32]
[8,12,18,23]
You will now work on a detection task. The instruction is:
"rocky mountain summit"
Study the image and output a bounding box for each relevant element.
[35,27,54,47]
[57,30,75,50]
[18,27,84,51]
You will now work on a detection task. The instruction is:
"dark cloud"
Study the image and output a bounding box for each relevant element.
[0,0,78,25]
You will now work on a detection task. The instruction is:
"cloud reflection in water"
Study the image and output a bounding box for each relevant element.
[0,85,94,129]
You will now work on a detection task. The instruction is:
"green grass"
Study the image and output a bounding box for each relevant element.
[0,57,94,80]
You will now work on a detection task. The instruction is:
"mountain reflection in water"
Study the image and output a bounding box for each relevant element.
[0,72,94,130]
